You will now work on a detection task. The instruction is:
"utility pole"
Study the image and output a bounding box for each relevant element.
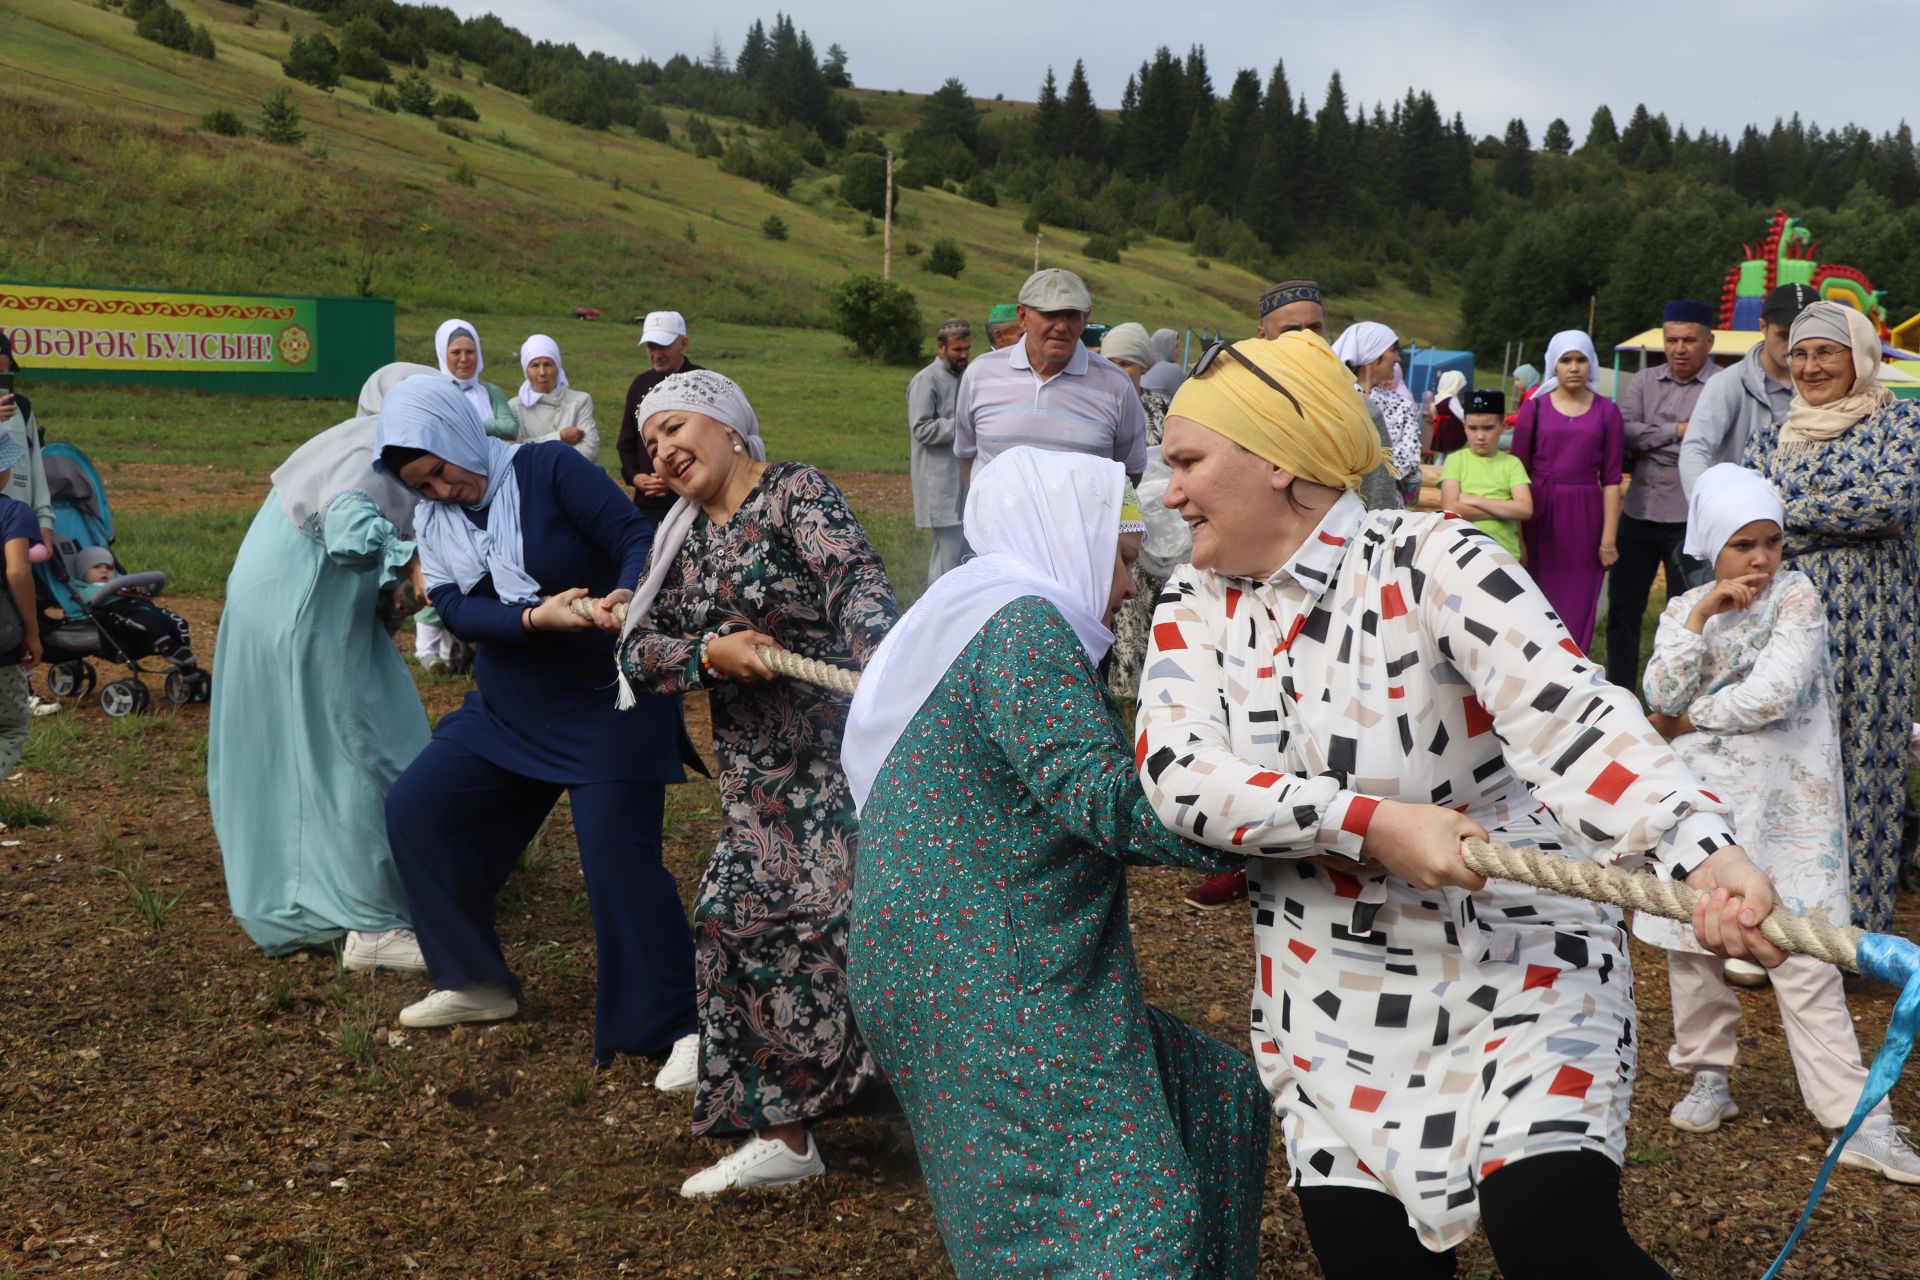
[882,151,894,281]
[1033,230,1042,272]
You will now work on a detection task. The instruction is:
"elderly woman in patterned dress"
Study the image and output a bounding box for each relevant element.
[843,447,1268,1280]
[1743,300,1920,933]
[611,370,898,1199]
[1136,332,1782,1279]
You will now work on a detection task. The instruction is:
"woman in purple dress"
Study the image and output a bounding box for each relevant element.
[1513,331,1623,650]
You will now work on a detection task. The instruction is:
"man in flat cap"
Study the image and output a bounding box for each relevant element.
[1605,298,1721,691]
[985,304,1022,351]
[1679,282,1814,498]
[907,318,974,583]
[953,268,1146,485]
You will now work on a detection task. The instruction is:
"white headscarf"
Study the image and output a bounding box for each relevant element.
[1683,463,1785,562]
[435,318,493,424]
[1330,321,1398,371]
[841,448,1123,813]
[1780,301,1894,447]
[374,375,541,605]
[516,333,569,409]
[1542,330,1601,393]
[271,361,438,537]
[1434,369,1467,420]
[1150,328,1179,366]
[615,369,766,709]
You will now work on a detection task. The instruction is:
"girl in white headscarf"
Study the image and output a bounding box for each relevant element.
[611,369,899,1199]
[1742,300,1920,934]
[844,448,1268,1279]
[209,363,435,968]
[1639,463,1920,1181]
[1333,320,1423,500]
[509,334,599,462]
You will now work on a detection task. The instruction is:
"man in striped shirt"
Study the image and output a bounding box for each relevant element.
[954,269,1147,486]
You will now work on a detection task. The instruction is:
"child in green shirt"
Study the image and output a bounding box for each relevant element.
[1439,389,1533,559]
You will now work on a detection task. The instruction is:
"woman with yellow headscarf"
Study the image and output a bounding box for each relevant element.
[1135,331,1783,1278]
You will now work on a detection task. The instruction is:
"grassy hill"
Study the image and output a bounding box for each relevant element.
[0,0,1461,604]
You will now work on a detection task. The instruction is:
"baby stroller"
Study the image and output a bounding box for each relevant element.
[34,442,210,717]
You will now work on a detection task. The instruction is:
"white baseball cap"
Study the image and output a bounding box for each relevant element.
[640,311,688,347]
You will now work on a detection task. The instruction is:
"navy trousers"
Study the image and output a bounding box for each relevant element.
[386,736,697,1064]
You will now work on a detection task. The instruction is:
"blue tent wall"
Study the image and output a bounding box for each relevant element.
[1403,348,1475,401]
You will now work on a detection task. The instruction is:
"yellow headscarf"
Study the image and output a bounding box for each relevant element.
[1166,331,1393,489]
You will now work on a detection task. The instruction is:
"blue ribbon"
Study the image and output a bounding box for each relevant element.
[1760,933,1920,1279]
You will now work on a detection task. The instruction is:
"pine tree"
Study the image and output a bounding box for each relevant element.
[1496,118,1534,196]
[1886,122,1920,205]
[1060,61,1103,160]
[1126,48,1185,179]
[1617,103,1654,166]
[258,87,306,144]
[918,78,981,153]
[1033,68,1062,156]
[736,20,768,82]
[705,32,729,74]
[1310,71,1355,221]
[1582,104,1618,153]
[1218,68,1262,218]
[1542,118,1572,155]
[822,42,849,89]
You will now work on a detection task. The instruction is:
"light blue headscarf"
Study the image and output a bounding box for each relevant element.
[374,375,542,605]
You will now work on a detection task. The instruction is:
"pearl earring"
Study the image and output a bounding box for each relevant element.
[732,442,745,454]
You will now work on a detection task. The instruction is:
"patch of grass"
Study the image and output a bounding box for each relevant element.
[1626,1135,1674,1166]
[22,715,82,774]
[565,1075,591,1107]
[338,1016,374,1068]
[266,966,295,1012]
[0,789,57,827]
[117,856,182,928]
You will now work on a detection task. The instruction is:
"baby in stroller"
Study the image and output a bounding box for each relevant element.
[74,547,194,660]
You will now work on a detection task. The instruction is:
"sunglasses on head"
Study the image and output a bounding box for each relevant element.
[1190,340,1302,416]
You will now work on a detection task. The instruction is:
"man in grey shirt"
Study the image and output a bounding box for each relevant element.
[906,318,972,584]
[1604,299,1719,691]
[954,269,1146,485]
[1678,283,1811,498]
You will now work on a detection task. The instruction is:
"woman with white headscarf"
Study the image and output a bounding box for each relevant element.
[1332,320,1423,502]
[209,362,437,968]
[1635,464,1920,1181]
[1511,329,1625,650]
[612,368,898,1198]
[374,376,698,1069]
[1429,367,1469,458]
[509,333,599,462]
[1743,300,1920,932]
[844,447,1268,1280]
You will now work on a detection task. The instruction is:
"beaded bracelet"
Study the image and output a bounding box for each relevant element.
[697,631,720,682]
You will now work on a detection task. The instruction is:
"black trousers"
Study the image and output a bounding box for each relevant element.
[1604,514,1700,692]
[1296,1150,1668,1279]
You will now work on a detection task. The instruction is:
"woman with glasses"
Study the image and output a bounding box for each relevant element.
[1744,301,1920,933]
[1137,330,1781,1279]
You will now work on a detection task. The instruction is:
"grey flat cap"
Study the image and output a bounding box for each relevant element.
[1017,268,1092,313]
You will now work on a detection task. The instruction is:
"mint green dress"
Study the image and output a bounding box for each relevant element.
[209,492,427,953]
[848,597,1269,1280]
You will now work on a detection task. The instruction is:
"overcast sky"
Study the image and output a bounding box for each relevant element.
[440,2,1915,141]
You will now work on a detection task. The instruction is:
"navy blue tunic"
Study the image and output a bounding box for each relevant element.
[426,443,683,785]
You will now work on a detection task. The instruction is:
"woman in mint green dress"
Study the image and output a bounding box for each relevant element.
[209,363,434,962]
[843,448,1268,1280]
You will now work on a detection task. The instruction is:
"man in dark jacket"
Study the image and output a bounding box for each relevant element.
[617,310,703,527]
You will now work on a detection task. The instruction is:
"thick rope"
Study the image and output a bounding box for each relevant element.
[565,597,861,696]
[1460,837,1865,971]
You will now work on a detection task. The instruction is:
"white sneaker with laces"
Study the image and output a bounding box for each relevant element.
[1837,1117,1920,1184]
[343,928,427,973]
[680,1132,824,1199]
[27,694,59,718]
[1670,1069,1740,1133]
[655,1032,699,1093]
[398,983,518,1028]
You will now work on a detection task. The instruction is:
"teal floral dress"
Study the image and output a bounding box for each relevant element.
[850,597,1269,1279]
[619,461,898,1135]
[1745,401,1920,930]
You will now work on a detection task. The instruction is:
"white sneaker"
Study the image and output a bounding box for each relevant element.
[655,1032,699,1093]
[397,983,518,1028]
[1837,1118,1920,1184]
[1670,1069,1740,1133]
[27,695,59,718]
[679,1132,824,1199]
[343,928,427,973]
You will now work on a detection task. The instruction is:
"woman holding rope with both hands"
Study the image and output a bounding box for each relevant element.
[608,369,898,1199]
[1135,331,1781,1279]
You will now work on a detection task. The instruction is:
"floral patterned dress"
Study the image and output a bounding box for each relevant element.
[618,461,898,1136]
[1137,493,1736,1251]
[850,597,1268,1279]
[1745,402,1920,931]
[1107,389,1172,702]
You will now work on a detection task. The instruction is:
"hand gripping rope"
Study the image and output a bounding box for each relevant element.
[1461,838,1920,1279]
[566,597,861,697]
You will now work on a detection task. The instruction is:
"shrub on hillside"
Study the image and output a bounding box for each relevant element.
[1082,234,1121,264]
[435,118,469,141]
[761,215,789,241]
[685,115,722,159]
[434,92,479,122]
[829,274,923,364]
[720,140,801,196]
[189,24,215,59]
[839,152,892,219]
[201,108,245,137]
[633,106,671,143]
[337,17,389,81]
[370,85,399,112]
[395,71,437,117]
[532,75,611,131]
[129,0,195,54]
[257,89,306,145]
[963,172,997,207]
[281,34,339,91]
[922,237,965,278]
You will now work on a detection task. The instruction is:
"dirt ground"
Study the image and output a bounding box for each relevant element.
[5,471,1920,1279]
